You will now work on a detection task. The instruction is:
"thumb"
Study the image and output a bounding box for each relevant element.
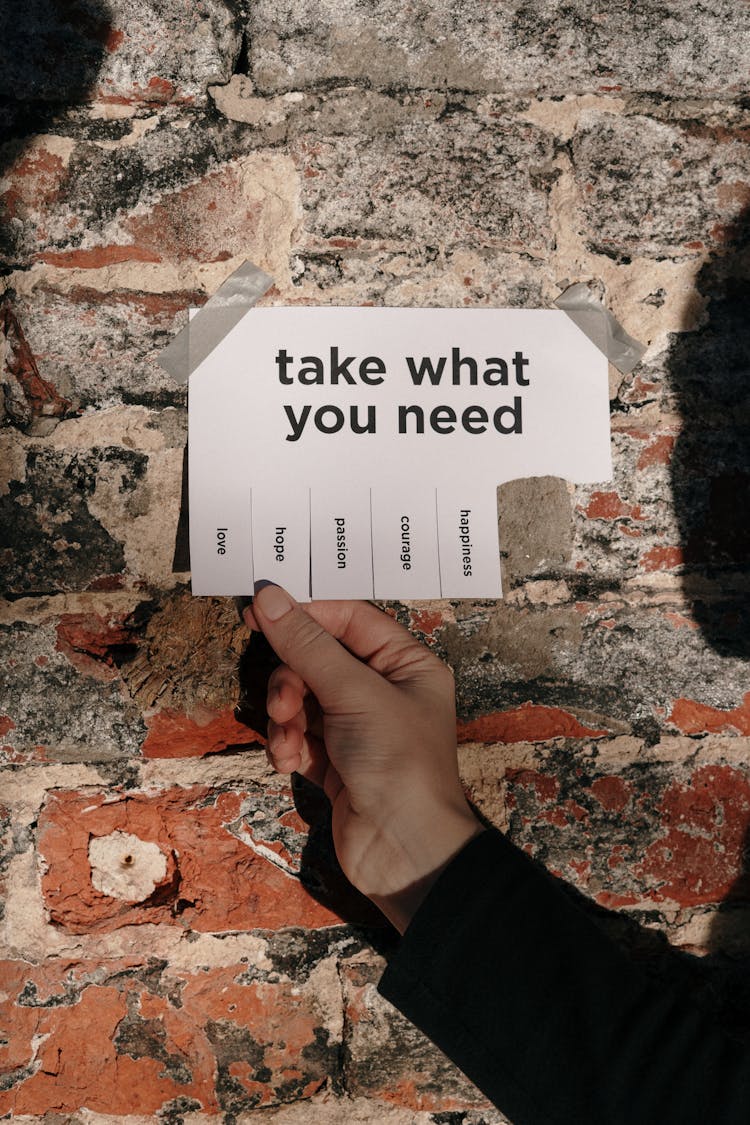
[251,584,375,711]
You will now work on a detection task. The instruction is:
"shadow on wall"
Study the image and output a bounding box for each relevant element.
[0,2,113,502]
[670,204,750,660]
[668,207,750,966]
[668,205,750,961]
[0,0,111,177]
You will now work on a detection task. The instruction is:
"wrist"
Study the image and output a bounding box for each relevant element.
[367,803,484,934]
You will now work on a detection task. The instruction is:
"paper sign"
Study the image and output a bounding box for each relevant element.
[188,307,611,598]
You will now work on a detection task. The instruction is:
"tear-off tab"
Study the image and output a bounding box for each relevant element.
[437,487,502,598]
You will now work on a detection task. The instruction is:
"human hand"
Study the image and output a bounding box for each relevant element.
[245,585,483,933]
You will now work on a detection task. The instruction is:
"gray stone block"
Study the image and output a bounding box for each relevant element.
[248,0,750,98]
[291,91,557,253]
[572,113,750,259]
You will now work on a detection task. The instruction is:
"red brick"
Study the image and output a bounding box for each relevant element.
[0,981,208,1116]
[668,692,750,736]
[408,608,445,642]
[105,28,125,51]
[121,166,265,264]
[35,164,265,270]
[0,957,338,1115]
[96,81,189,108]
[65,285,204,318]
[636,765,750,906]
[0,300,71,421]
[589,776,632,812]
[505,768,560,802]
[55,612,134,682]
[663,611,698,630]
[595,890,640,909]
[639,544,684,572]
[622,373,659,403]
[457,703,608,744]
[637,434,676,469]
[38,787,356,933]
[580,490,643,520]
[0,146,67,221]
[568,857,591,879]
[39,244,162,268]
[141,708,265,758]
[182,966,331,1105]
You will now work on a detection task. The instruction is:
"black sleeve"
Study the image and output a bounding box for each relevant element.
[377,828,750,1125]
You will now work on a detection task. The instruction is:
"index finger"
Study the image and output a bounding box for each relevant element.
[244,596,435,680]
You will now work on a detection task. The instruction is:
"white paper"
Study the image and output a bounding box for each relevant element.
[188,307,610,598]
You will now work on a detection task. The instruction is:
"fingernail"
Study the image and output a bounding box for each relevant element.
[255,582,294,621]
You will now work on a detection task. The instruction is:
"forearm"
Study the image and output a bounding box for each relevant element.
[379,828,750,1125]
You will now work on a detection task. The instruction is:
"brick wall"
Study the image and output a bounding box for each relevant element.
[1,2,749,1121]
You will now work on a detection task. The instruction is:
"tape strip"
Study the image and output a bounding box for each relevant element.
[157,260,274,383]
[554,282,646,375]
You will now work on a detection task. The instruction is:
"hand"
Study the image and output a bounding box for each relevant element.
[245,585,484,933]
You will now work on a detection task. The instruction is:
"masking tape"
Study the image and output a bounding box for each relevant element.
[554,282,646,375]
[157,260,274,383]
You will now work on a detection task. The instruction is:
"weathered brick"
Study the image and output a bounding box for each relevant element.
[502,752,750,916]
[248,0,749,99]
[0,948,343,1115]
[0,621,145,765]
[340,953,502,1115]
[1,118,291,270]
[8,287,191,411]
[55,611,136,681]
[289,242,548,309]
[289,91,556,255]
[437,599,750,740]
[0,297,71,432]
[572,114,750,259]
[38,786,376,933]
[0,590,268,763]
[0,442,187,594]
